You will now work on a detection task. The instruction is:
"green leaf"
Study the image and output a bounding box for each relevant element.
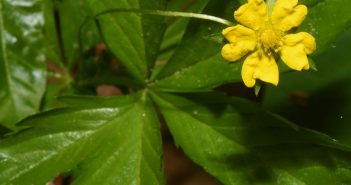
[43,0,61,66]
[0,0,46,128]
[152,92,351,185]
[59,0,101,66]
[41,0,72,110]
[153,0,243,91]
[263,28,351,145]
[154,54,241,92]
[238,0,246,5]
[44,0,101,67]
[0,93,164,185]
[299,0,320,7]
[154,0,351,92]
[157,0,210,61]
[155,0,236,79]
[75,47,142,89]
[299,0,351,54]
[58,94,139,108]
[88,0,166,83]
[0,125,10,138]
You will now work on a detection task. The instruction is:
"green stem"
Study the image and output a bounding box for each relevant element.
[93,9,234,26]
[78,9,233,55]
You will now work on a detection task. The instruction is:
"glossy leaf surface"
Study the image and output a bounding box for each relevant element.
[59,0,101,66]
[157,0,210,61]
[44,0,101,66]
[155,0,237,81]
[153,92,351,185]
[154,54,241,92]
[154,0,351,91]
[0,0,46,128]
[263,28,351,145]
[88,0,166,83]
[299,0,351,54]
[0,94,164,185]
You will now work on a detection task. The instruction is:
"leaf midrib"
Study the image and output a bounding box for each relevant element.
[2,106,132,184]
[134,96,163,185]
[152,93,246,184]
[152,93,344,184]
[0,2,18,121]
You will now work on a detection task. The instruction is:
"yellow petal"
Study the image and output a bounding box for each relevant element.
[221,25,257,62]
[234,0,268,30]
[241,51,279,87]
[280,32,316,70]
[222,25,256,43]
[271,0,307,32]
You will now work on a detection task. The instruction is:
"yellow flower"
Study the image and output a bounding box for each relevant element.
[221,0,316,87]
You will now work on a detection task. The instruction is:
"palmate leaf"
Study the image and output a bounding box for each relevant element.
[0,93,164,185]
[87,0,166,83]
[0,0,46,128]
[152,92,351,185]
[154,0,351,92]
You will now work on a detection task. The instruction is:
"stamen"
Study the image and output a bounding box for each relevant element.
[258,26,282,53]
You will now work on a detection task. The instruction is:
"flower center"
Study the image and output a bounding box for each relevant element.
[259,28,281,51]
